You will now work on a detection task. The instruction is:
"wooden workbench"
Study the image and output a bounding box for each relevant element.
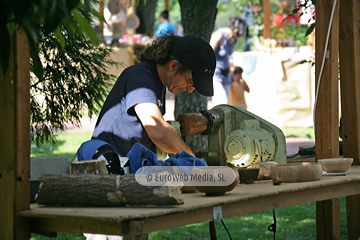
[20,166,360,238]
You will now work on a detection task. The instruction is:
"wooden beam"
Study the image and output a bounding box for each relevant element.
[339,0,360,164]
[339,0,360,239]
[346,194,360,239]
[0,28,30,239]
[314,0,340,239]
[263,0,271,39]
[165,0,169,11]
[316,199,340,240]
[99,0,104,33]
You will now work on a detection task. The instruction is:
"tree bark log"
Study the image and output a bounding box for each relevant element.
[71,159,109,174]
[175,0,218,153]
[135,0,158,37]
[36,174,183,206]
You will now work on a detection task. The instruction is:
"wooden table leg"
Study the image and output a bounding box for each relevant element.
[209,221,217,240]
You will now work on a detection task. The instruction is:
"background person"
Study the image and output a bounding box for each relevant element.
[229,66,250,109]
[155,10,176,37]
[210,17,248,106]
[103,0,129,45]
[92,34,216,159]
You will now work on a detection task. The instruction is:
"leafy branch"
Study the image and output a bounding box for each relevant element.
[30,27,121,146]
[0,0,104,78]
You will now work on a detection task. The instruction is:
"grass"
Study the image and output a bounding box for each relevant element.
[30,127,349,240]
[282,127,315,140]
[31,131,93,160]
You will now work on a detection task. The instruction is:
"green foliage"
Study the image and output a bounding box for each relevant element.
[271,22,308,46]
[0,0,120,146]
[30,28,120,146]
[0,0,103,78]
[31,232,86,240]
[282,127,315,140]
[150,200,348,240]
[306,23,315,37]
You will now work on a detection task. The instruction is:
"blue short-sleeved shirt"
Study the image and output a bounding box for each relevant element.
[92,61,166,157]
[155,22,176,37]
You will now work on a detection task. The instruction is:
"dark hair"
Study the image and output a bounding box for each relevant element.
[137,34,190,74]
[233,66,243,74]
[160,10,169,20]
[108,0,121,15]
[229,17,248,37]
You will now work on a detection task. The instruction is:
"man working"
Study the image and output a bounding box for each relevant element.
[92,34,216,159]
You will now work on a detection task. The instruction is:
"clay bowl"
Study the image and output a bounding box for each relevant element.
[270,162,322,183]
[318,158,353,173]
[238,168,260,184]
[193,166,239,196]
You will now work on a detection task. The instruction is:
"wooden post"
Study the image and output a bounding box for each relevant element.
[263,0,271,39]
[99,0,104,33]
[209,221,217,240]
[165,0,169,11]
[339,0,360,164]
[314,0,340,239]
[339,0,360,239]
[0,28,30,240]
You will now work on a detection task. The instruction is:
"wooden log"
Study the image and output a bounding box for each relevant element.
[177,113,208,137]
[71,159,108,174]
[36,174,183,206]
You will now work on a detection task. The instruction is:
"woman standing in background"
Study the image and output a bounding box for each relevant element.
[210,17,248,106]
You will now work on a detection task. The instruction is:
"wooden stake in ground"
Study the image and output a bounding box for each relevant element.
[36,174,183,206]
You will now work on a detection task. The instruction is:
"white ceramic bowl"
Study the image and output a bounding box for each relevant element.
[318,158,353,173]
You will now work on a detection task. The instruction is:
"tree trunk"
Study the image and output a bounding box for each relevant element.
[175,0,218,153]
[36,174,183,206]
[136,0,158,37]
[71,159,109,174]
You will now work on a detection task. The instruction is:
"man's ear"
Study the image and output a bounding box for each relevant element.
[169,60,178,72]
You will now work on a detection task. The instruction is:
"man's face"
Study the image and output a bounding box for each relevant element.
[167,71,195,94]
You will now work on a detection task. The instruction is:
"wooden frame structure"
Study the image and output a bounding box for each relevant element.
[17,168,360,239]
[1,0,360,239]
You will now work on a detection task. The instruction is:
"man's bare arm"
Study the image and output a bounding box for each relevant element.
[209,31,222,50]
[134,103,195,156]
[243,79,250,93]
